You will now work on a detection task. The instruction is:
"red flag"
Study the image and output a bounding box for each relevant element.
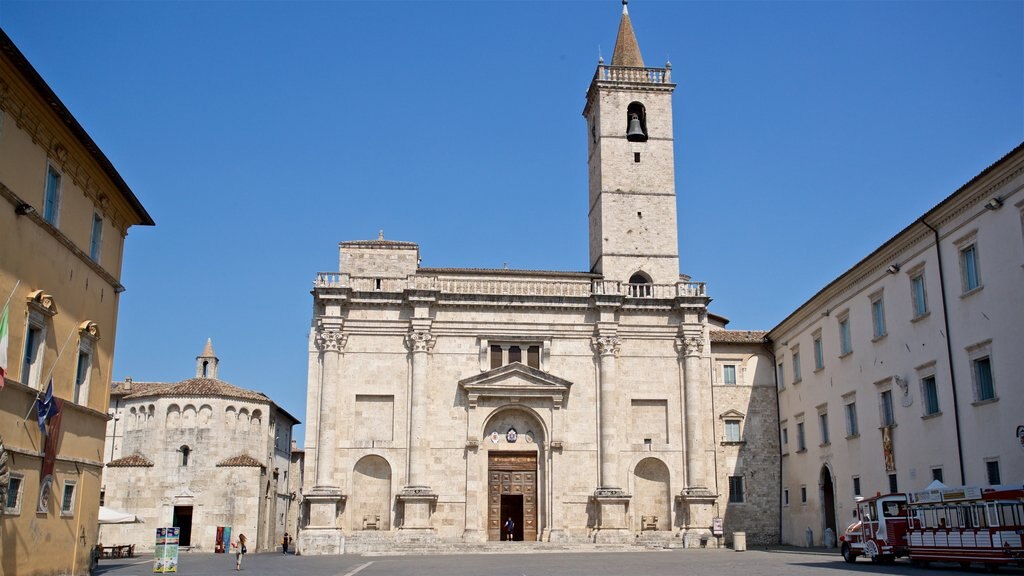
[37,397,63,514]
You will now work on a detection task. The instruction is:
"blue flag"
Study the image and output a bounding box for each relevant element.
[35,379,60,436]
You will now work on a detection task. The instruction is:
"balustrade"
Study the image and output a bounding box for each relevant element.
[595,65,671,84]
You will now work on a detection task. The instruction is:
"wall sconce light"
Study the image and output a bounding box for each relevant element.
[15,203,35,216]
[886,264,900,274]
[984,197,1003,210]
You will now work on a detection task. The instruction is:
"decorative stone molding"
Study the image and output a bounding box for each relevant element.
[676,335,704,358]
[405,330,435,353]
[26,290,58,317]
[459,362,572,409]
[78,320,101,341]
[592,487,630,498]
[592,335,620,357]
[314,329,347,353]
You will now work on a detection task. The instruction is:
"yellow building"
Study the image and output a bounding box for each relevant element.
[0,29,153,576]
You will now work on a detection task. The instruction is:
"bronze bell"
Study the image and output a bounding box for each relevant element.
[626,114,646,142]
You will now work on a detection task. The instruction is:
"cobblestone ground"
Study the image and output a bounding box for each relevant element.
[95,547,1024,576]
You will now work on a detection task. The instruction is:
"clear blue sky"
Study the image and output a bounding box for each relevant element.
[2,1,1021,445]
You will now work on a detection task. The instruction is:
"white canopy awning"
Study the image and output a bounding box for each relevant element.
[98,506,140,524]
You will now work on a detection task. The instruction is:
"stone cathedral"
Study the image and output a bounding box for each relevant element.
[300,2,779,554]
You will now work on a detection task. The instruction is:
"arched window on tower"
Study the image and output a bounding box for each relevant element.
[201,360,209,377]
[626,102,648,142]
[180,445,191,467]
[628,272,653,298]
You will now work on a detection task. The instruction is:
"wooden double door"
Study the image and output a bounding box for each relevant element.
[488,452,537,541]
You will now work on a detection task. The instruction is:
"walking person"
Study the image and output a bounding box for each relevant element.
[504,517,515,541]
[231,533,247,570]
[282,532,290,555]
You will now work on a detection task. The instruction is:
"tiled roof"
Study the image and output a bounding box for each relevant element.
[110,381,163,397]
[612,3,644,67]
[119,378,269,403]
[710,330,769,344]
[200,338,216,358]
[107,453,154,467]
[217,454,264,468]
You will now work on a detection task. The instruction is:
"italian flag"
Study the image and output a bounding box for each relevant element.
[0,303,8,387]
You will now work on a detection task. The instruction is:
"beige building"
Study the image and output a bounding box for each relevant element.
[0,28,153,576]
[771,142,1024,546]
[299,3,779,554]
[101,342,299,553]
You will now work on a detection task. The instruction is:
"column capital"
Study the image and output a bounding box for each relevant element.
[676,334,704,358]
[315,329,348,353]
[406,330,436,353]
[592,335,620,357]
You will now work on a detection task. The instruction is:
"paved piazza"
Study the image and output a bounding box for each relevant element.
[95,548,1022,576]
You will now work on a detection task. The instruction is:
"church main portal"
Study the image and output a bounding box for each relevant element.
[488,452,537,541]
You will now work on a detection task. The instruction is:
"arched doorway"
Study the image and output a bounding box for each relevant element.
[820,465,837,547]
[633,457,671,531]
[482,408,545,541]
[351,455,392,531]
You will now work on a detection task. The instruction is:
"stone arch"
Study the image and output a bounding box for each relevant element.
[128,407,137,430]
[480,405,548,447]
[147,404,155,424]
[479,405,547,541]
[166,404,181,429]
[182,404,197,427]
[250,409,262,434]
[225,406,237,430]
[350,455,392,531]
[626,101,648,142]
[632,457,671,531]
[198,405,213,428]
[819,463,838,547]
[238,408,250,428]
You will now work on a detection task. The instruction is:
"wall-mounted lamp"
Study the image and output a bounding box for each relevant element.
[984,197,1004,210]
[14,203,35,216]
[886,264,900,274]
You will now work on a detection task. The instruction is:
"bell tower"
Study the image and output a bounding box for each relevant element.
[584,0,679,286]
[196,338,218,379]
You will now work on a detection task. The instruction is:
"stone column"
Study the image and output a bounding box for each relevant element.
[397,328,438,532]
[299,327,347,555]
[591,333,631,543]
[676,333,717,547]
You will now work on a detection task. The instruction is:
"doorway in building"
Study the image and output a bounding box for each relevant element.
[173,506,194,547]
[488,452,536,541]
[820,466,837,547]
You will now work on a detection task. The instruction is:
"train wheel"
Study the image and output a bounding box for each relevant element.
[841,544,857,563]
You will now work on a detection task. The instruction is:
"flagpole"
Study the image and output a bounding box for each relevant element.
[2,279,21,313]
[22,325,77,421]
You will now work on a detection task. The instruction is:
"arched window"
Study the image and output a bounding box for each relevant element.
[180,445,191,467]
[628,272,653,297]
[201,360,209,377]
[626,102,648,142]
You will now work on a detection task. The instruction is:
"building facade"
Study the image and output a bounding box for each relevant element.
[771,143,1024,546]
[0,28,153,576]
[100,342,299,553]
[299,4,779,554]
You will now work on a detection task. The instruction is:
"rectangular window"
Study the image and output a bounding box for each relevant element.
[508,346,522,364]
[844,401,859,437]
[44,166,62,226]
[723,364,737,385]
[911,274,928,317]
[880,389,895,427]
[783,488,790,507]
[813,336,824,370]
[4,474,23,513]
[490,345,502,370]
[819,411,830,445]
[871,296,887,339]
[21,321,45,389]
[800,485,807,503]
[961,244,980,292]
[74,346,92,405]
[852,476,861,498]
[777,362,785,389]
[781,426,789,448]
[724,420,741,442]
[974,357,995,401]
[931,468,944,483]
[839,317,852,355]
[728,476,744,503]
[792,351,802,383]
[526,346,540,369]
[90,213,103,262]
[888,473,898,493]
[61,481,76,516]
[796,422,806,451]
[986,461,1001,485]
[922,376,940,416]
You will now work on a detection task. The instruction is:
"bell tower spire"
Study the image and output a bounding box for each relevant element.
[584,1,678,286]
[196,338,219,379]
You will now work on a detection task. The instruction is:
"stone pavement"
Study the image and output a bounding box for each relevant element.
[94,547,1023,576]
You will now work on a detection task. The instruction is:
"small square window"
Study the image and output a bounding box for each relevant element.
[633,152,641,163]
[931,468,943,483]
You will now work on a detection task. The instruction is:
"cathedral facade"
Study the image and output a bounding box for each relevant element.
[299,3,779,553]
